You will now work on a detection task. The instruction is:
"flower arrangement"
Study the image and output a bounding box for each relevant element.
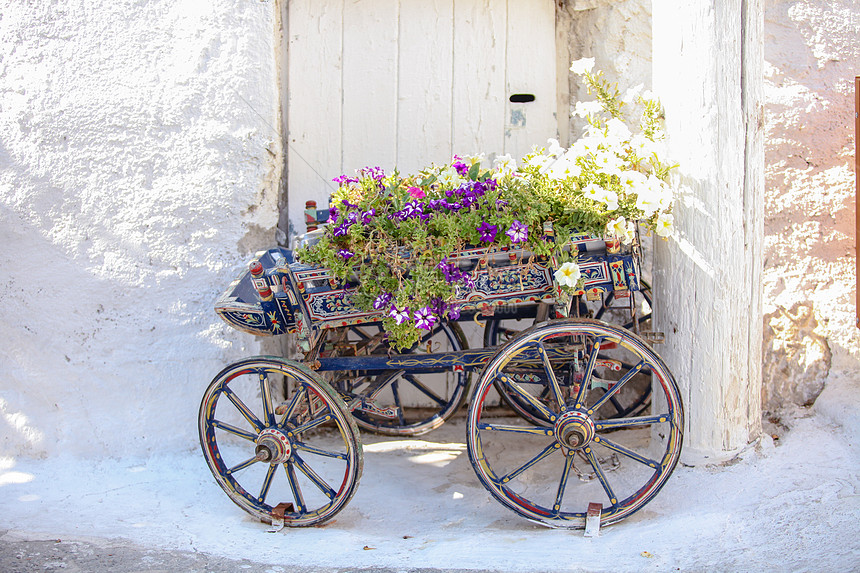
[298,59,677,349]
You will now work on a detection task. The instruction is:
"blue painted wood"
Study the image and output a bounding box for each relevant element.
[215,242,641,340]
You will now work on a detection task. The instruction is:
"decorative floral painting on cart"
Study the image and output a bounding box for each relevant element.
[299,59,678,349]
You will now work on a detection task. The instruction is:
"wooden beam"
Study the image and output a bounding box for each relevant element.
[652,0,764,462]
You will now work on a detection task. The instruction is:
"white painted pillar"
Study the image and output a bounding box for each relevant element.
[651,0,764,462]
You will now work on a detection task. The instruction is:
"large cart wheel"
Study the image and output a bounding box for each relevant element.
[199,357,362,527]
[467,319,683,529]
[326,321,470,437]
[484,301,651,422]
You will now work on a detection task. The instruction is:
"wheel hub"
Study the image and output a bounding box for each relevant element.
[255,428,292,464]
[554,411,595,450]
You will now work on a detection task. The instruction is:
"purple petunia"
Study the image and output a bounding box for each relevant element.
[446,304,461,321]
[373,293,393,310]
[359,166,386,181]
[506,220,528,243]
[337,249,354,260]
[452,156,469,176]
[389,306,411,325]
[413,306,437,330]
[477,221,498,243]
[361,208,376,224]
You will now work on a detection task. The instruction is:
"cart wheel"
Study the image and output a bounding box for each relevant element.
[199,357,362,527]
[485,305,651,422]
[327,322,470,437]
[467,319,683,529]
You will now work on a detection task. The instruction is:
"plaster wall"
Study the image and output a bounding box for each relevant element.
[761,0,859,414]
[0,0,281,457]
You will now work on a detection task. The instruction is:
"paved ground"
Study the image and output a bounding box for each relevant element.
[1,409,858,572]
[0,534,528,573]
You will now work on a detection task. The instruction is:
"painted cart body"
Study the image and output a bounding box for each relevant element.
[200,235,684,531]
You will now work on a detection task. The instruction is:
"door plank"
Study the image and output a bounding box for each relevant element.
[505,0,558,159]
[342,0,399,173]
[287,0,343,234]
[452,0,507,159]
[397,0,454,173]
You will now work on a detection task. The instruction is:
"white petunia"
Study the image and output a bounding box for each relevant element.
[599,189,619,211]
[573,100,603,118]
[547,158,581,180]
[606,118,632,142]
[654,212,674,237]
[554,261,582,288]
[635,189,662,217]
[547,138,565,158]
[622,83,644,104]
[570,57,595,75]
[606,216,635,244]
[582,183,603,201]
[493,154,517,176]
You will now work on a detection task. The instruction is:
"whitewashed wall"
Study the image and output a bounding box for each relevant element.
[1,0,855,460]
[0,0,281,457]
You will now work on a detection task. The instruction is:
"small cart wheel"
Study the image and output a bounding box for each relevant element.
[327,321,471,437]
[199,357,362,527]
[467,319,683,529]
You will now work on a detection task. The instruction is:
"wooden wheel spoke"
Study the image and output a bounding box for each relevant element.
[279,386,307,426]
[553,453,576,514]
[402,373,447,407]
[532,340,565,410]
[583,448,618,507]
[596,436,659,468]
[222,386,263,432]
[391,380,407,425]
[477,423,554,436]
[293,441,348,460]
[574,337,603,406]
[211,420,257,441]
[284,461,306,513]
[258,463,277,503]
[497,374,555,421]
[226,455,259,475]
[590,359,647,412]
[291,411,333,436]
[499,443,560,483]
[259,372,276,426]
[293,453,336,500]
[595,414,669,431]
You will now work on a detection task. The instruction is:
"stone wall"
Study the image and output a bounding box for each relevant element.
[563,0,858,418]
[761,0,859,413]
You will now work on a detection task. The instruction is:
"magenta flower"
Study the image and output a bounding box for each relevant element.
[413,307,437,330]
[408,186,426,199]
[477,221,498,243]
[506,220,528,243]
[389,306,411,325]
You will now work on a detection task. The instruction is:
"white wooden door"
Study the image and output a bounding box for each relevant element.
[286,0,557,237]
